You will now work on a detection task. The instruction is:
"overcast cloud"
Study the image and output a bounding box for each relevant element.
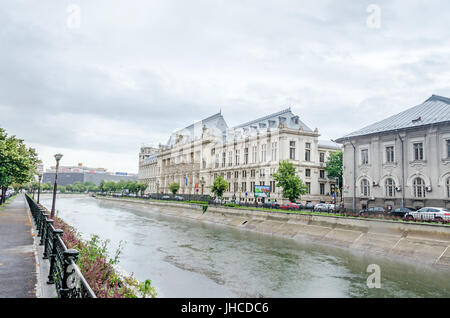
[1,0,450,173]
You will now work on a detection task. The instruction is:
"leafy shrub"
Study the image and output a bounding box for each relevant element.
[53,216,157,298]
[224,203,239,208]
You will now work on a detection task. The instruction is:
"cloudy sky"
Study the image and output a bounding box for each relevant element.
[1,0,449,173]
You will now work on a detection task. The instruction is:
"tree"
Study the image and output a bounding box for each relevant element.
[59,185,66,193]
[325,151,343,198]
[137,182,147,196]
[210,176,228,199]
[168,182,180,195]
[0,128,40,204]
[42,182,52,191]
[273,160,308,203]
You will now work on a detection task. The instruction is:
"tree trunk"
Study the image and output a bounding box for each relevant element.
[1,187,6,204]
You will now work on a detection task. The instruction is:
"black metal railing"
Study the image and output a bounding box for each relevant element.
[25,194,96,298]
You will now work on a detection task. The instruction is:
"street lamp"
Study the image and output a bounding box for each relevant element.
[37,173,42,204]
[50,153,63,219]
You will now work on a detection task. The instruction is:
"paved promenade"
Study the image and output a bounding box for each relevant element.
[0,195,37,297]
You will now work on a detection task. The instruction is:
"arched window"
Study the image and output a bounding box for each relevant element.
[385,178,395,197]
[413,177,426,198]
[361,179,370,196]
[447,178,450,198]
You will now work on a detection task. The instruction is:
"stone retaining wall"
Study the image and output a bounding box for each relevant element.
[96,197,450,268]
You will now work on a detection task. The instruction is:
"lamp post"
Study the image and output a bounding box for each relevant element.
[50,153,63,219]
[37,174,42,204]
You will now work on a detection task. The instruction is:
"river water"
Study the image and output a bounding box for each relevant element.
[41,196,450,298]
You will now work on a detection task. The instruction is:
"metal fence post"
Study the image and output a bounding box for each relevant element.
[43,219,54,259]
[47,229,63,285]
[39,213,48,246]
[60,249,80,298]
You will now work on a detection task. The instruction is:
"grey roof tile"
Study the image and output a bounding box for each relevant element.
[336,95,450,142]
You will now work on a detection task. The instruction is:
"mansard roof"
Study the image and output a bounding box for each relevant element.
[167,112,228,146]
[336,95,450,142]
[233,108,312,131]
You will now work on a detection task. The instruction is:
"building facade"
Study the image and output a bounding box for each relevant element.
[139,109,340,204]
[43,163,137,186]
[336,95,450,210]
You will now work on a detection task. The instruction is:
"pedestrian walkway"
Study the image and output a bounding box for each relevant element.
[0,194,37,297]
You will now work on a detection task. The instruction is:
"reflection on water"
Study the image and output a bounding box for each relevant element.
[41,196,450,298]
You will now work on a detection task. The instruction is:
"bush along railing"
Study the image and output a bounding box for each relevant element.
[25,194,96,298]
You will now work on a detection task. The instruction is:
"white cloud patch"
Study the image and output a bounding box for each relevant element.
[1,0,450,172]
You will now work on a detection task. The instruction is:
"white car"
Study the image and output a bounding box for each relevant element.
[404,207,450,222]
[314,203,336,212]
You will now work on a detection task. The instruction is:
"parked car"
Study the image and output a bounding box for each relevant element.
[295,202,304,210]
[174,195,185,201]
[390,207,416,218]
[404,207,450,222]
[304,202,314,210]
[263,201,280,209]
[314,203,329,212]
[280,202,300,211]
[161,195,171,200]
[359,206,387,216]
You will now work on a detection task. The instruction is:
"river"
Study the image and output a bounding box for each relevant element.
[41,196,450,298]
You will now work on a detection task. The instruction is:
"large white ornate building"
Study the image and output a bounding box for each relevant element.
[336,95,450,210]
[139,109,340,204]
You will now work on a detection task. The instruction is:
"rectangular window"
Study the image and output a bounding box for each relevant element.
[244,148,249,164]
[386,146,394,163]
[361,149,369,165]
[271,142,278,161]
[413,143,424,161]
[228,151,233,167]
[305,142,311,161]
[306,182,311,194]
[250,181,255,193]
[319,170,325,179]
[290,141,296,160]
[242,182,246,192]
[252,146,258,163]
[242,170,247,178]
[222,152,226,167]
[235,149,240,165]
[250,169,256,178]
[234,171,239,178]
[447,140,450,158]
[305,169,311,177]
[270,181,276,192]
[261,144,266,162]
[319,152,325,163]
[320,183,325,195]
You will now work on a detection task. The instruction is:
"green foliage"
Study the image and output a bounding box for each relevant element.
[273,160,308,202]
[168,182,180,195]
[325,151,343,188]
[58,185,66,193]
[0,127,40,203]
[224,203,239,208]
[211,175,228,198]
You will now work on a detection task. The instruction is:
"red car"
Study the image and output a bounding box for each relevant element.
[280,202,300,211]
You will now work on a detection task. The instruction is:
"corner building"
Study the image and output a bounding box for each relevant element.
[336,95,450,211]
[139,109,340,204]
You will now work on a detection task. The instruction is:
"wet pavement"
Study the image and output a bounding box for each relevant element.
[0,195,36,298]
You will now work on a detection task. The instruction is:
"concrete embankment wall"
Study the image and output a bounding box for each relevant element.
[96,197,450,268]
